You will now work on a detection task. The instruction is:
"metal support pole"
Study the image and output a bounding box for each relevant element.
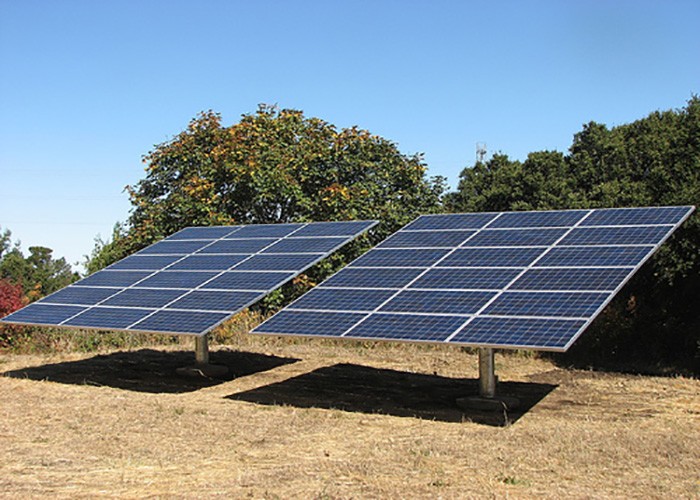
[195,334,209,366]
[478,347,496,398]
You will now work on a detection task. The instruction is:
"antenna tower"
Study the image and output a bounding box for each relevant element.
[476,142,487,164]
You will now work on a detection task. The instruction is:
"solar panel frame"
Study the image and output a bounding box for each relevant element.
[253,206,695,352]
[1,220,379,336]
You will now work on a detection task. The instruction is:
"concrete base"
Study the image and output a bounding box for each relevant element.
[176,364,229,379]
[456,395,520,412]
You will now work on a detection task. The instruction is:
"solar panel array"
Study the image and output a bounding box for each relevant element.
[1,221,377,335]
[253,206,694,351]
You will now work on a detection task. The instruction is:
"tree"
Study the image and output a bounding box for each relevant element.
[448,97,700,373]
[89,105,445,306]
[0,231,77,299]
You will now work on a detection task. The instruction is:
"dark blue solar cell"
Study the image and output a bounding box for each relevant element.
[202,271,295,291]
[168,254,248,271]
[349,248,448,268]
[199,239,275,254]
[262,237,347,254]
[322,267,424,289]
[348,313,466,342]
[437,247,544,268]
[560,226,671,246]
[464,228,566,247]
[233,254,322,271]
[483,291,609,317]
[137,271,218,289]
[41,286,121,305]
[489,210,588,228]
[292,220,376,237]
[402,213,497,230]
[165,226,241,240]
[536,246,652,267]
[138,240,210,255]
[167,290,263,312]
[376,230,475,248]
[64,307,153,329]
[288,288,396,312]
[231,224,304,238]
[411,268,521,290]
[581,206,693,226]
[102,288,187,308]
[108,255,181,271]
[1,303,86,325]
[449,316,585,350]
[379,290,495,315]
[78,271,152,288]
[132,310,230,334]
[511,268,631,291]
[254,310,366,336]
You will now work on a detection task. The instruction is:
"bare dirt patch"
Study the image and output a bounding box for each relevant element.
[1,337,698,498]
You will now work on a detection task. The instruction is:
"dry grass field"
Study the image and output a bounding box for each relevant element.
[0,334,698,499]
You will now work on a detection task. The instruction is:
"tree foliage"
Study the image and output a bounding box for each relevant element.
[89,105,445,301]
[447,97,700,373]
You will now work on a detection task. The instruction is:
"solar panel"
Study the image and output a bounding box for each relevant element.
[1,220,378,336]
[253,206,695,352]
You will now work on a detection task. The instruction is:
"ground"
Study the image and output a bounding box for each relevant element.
[0,336,698,498]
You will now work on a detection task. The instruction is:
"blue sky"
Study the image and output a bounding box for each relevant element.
[1,0,698,271]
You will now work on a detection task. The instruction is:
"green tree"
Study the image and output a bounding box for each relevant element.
[448,97,700,373]
[0,233,77,300]
[89,105,445,303]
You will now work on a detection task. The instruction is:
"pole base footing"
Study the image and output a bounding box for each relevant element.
[176,364,229,379]
[456,395,520,412]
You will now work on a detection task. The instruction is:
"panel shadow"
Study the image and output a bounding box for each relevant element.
[2,348,298,394]
[227,363,556,426]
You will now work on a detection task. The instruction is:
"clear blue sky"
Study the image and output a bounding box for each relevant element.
[1,0,698,271]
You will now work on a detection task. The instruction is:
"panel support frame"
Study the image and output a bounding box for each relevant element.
[176,333,229,378]
[456,347,520,412]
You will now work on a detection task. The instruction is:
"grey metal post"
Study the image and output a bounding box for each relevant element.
[478,347,496,398]
[195,334,209,366]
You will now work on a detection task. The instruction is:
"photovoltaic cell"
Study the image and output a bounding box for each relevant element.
[101,288,187,308]
[322,267,424,289]
[437,247,544,267]
[349,248,448,268]
[489,210,587,228]
[536,246,651,267]
[41,287,122,305]
[510,268,631,291]
[581,206,690,226]
[483,291,608,317]
[3,303,86,325]
[254,206,694,351]
[168,254,249,271]
[463,228,566,247]
[560,226,671,246]
[289,288,396,312]
[450,317,585,349]
[164,226,240,240]
[379,290,495,315]
[262,237,347,254]
[200,239,275,254]
[411,268,521,290]
[348,314,467,342]
[376,230,475,248]
[108,255,182,270]
[402,213,497,230]
[233,254,322,271]
[1,220,378,335]
[65,307,152,329]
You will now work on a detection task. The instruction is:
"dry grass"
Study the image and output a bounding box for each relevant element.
[0,334,698,499]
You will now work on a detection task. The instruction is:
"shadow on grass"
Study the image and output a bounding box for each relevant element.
[227,363,556,426]
[1,348,298,394]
